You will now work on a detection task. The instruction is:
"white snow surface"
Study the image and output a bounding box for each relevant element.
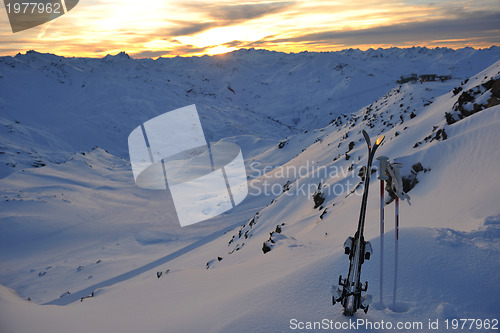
[1,47,500,332]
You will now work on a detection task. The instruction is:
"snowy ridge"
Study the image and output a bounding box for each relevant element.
[1,47,499,177]
[203,59,500,264]
[0,48,500,332]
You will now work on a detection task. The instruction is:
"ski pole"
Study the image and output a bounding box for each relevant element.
[376,156,389,307]
[393,195,399,310]
[379,178,385,306]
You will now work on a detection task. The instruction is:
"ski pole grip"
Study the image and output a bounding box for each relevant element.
[391,163,405,199]
[376,156,389,181]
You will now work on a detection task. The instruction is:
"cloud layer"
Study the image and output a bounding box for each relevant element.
[0,0,498,57]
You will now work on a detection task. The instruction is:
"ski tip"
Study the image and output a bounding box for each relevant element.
[362,130,371,148]
[375,135,385,146]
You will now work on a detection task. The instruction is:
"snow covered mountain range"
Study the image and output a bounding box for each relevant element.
[0,47,499,332]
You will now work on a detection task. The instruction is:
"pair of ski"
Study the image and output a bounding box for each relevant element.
[333,130,384,316]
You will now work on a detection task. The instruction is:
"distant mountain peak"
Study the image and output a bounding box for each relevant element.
[103,51,131,60]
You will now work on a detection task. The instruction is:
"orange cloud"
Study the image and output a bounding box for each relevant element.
[0,0,498,58]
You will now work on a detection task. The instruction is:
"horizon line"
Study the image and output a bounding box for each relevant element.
[4,45,499,60]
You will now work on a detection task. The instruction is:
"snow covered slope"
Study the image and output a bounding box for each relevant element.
[1,48,499,332]
[1,47,499,178]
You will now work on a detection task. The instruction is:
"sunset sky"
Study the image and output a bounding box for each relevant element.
[1,0,499,58]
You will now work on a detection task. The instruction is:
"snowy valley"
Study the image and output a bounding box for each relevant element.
[0,47,499,332]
